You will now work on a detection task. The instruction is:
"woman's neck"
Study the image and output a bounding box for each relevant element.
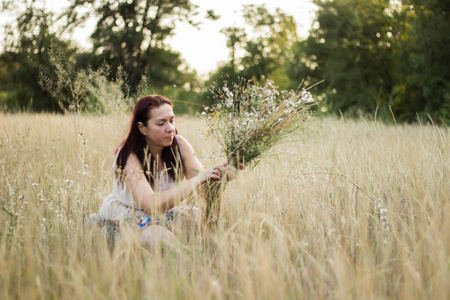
[147,146,166,172]
[148,144,163,159]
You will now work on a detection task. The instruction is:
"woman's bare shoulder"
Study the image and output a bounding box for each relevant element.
[123,151,144,171]
[176,135,195,153]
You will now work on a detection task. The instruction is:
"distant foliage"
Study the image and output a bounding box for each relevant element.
[0,0,201,113]
[80,0,199,95]
[0,2,77,112]
[0,0,448,122]
[398,0,450,122]
[293,0,450,123]
[203,4,301,106]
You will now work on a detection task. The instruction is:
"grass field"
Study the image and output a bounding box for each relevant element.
[0,113,449,299]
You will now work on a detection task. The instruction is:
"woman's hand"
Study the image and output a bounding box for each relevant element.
[200,162,228,182]
[215,161,245,181]
[202,161,244,182]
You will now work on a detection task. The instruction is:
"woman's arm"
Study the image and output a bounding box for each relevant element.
[178,134,241,181]
[123,152,222,215]
[177,135,206,179]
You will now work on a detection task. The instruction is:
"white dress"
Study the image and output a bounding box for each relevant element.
[89,148,193,230]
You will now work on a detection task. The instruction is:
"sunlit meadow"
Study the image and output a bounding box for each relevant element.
[0,113,448,299]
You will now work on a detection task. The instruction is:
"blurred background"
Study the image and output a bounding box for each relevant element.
[0,0,449,123]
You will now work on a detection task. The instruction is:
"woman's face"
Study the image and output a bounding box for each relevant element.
[139,104,176,150]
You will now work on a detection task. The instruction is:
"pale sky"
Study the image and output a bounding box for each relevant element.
[165,0,317,75]
[2,0,317,76]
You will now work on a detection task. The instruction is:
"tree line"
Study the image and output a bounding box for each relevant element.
[1,0,448,123]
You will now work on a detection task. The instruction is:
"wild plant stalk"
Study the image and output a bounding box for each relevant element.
[39,53,135,167]
[81,65,134,116]
[39,51,87,171]
[202,79,316,226]
[204,177,227,229]
[39,52,136,219]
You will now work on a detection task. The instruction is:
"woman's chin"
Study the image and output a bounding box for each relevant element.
[163,138,174,146]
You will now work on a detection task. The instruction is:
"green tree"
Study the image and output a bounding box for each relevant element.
[396,0,450,123]
[78,0,199,93]
[0,1,77,111]
[1,0,206,112]
[292,0,449,123]
[295,0,398,117]
[204,5,300,105]
[240,4,299,89]
[219,26,247,77]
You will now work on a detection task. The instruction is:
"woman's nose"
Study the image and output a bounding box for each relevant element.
[166,123,175,132]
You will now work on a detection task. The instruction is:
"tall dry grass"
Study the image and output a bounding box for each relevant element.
[0,113,448,299]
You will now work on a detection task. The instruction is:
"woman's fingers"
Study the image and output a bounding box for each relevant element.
[216,165,227,176]
[205,166,222,180]
[209,162,227,177]
[205,161,241,181]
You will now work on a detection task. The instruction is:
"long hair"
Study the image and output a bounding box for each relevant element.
[116,95,182,187]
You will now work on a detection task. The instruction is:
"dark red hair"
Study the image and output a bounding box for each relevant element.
[116,95,182,187]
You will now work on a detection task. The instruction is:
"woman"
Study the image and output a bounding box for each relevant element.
[91,95,236,250]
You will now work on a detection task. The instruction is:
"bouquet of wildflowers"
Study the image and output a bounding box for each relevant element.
[202,79,316,227]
